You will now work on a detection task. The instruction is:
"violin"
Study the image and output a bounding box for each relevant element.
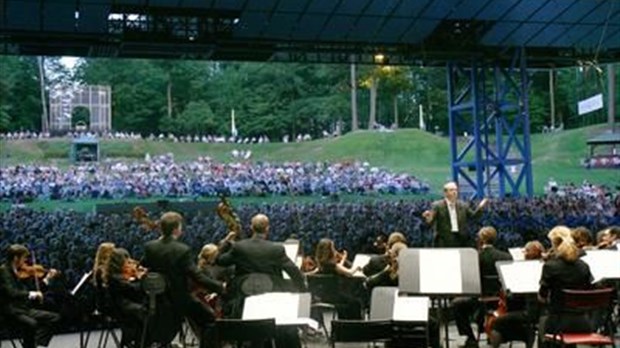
[16,264,48,280]
[122,258,147,281]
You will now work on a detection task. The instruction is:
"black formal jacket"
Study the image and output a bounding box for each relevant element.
[217,237,306,292]
[362,254,389,277]
[539,257,593,313]
[0,263,32,315]
[430,199,484,247]
[143,236,224,310]
[478,245,512,295]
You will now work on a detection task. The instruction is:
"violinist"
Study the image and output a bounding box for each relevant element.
[362,231,407,277]
[313,238,364,319]
[105,248,148,347]
[365,241,407,289]
[0,244,60,348]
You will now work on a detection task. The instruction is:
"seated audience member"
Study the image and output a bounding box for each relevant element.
[453,226,511,348]
[0,244,60,348]
[538,226,594,342]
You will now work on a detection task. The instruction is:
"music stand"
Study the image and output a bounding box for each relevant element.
[496,260,543,294]
[399,248,481,347]
[582,250,620,283]
[242,292,318,329]
[509,247,525,261]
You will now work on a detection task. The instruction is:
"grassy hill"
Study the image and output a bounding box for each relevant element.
[1,125,618,196]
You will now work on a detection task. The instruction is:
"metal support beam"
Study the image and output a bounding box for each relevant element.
[446,48,533,199]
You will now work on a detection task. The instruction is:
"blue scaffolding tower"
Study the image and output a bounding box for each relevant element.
[447,48,534,199]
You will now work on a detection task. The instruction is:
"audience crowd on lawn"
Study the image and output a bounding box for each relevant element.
[0,130,331,144]
[0,155,430,202]
[1,194,618,287]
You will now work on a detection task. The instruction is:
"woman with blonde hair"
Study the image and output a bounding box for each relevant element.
[538,226,593,342]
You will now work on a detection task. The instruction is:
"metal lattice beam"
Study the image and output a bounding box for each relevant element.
[447,48,533,199]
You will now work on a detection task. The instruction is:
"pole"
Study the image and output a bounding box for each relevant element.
[608,64,616,133]
[549,69,555,129]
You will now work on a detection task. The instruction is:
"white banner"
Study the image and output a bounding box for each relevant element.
[578,94,603,115]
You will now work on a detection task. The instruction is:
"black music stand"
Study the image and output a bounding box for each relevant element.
[370,286,431,347]
[399,248,481,348]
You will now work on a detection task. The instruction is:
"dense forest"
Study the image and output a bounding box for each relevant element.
[0,56,616,139]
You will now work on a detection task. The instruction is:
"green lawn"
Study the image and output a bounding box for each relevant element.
[1,124,618,212]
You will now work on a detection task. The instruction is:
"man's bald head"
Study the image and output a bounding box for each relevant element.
[251,214,270,237]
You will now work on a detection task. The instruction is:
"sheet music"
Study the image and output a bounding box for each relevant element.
[582,250,620,283]
[283,242,299,263]
[282,242,300,279]
[419,249,462,293]
[70,271,92,296]
[392,295,430,322]
[509,248,525,261]
[497,260,542,293]
[352,253,372,277]
[242,292,318,329]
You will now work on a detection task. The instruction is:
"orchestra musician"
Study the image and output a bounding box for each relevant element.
[142,211,224,348]
[313,238,364,320]
[365,241,407,289]
[362,231,407,277]
[422,181,488,248]
[537,226,594,343]
[105,248,148,346]
[488,241,546,348]
[216,213,306,348]
[452,226,511,348]
[595,226,619,250]
[0,244,61,348]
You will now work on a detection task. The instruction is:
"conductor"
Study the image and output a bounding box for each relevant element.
[422,181,488,247]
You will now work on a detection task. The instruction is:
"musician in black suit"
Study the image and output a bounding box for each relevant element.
[142,212,224,348]
[217,213,306,348]
[0,244,60,348]
[453,226,511,348]
[423,182,488,248]
[217,213,306,305]
[362,231,407,277]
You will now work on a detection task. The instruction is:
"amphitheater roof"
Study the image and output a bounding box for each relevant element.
[1,0,619,66]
